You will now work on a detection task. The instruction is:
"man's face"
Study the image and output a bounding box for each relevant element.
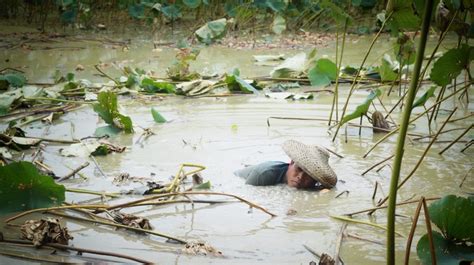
[286,161,316,189]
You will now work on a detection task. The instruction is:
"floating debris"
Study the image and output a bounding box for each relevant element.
[110,211,153,230]
[183,241,222,256]
[20,218,73,246]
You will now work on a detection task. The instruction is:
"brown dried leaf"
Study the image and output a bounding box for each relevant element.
[21,218,73,246]
[111,211,153,230]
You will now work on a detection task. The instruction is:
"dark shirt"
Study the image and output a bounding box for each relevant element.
[234,161,289,186]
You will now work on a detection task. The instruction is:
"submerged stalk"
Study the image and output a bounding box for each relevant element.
[331,12,393,141]
[386,0,434,263]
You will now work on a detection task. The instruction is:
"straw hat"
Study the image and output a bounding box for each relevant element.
[282,140,337,188]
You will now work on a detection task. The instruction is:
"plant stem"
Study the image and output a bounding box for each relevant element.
[104,191,276,217]
[66,188,120,198]
[329,17,348,125]
[5,205,108,224]
[438,124,473,155]
[345,197,440,216]
[386,1,434,262]
[363,82,470,158]
[23,97,94,104]
[331,215,405,237]
[331,12,393,142]
[49,211,187,244]
[404,197,424,265]
[362,155,394,176]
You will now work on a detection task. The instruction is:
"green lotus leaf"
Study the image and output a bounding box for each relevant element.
[0,161,65,214]
[430,45,474,86]
[93,91,133,133]
[412,86,436,109]
[379,55,398,82]
[0,73,27,89]
[428,195,474,242]
[151,108,167,123]
[340,89,381,126]
[308,58,337,87]
[183,0,201,9]
[417,231,474,265]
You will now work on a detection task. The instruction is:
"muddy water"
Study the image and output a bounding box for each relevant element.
[0,27,473,264]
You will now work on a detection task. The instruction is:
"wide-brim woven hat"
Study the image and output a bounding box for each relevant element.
[282,140,337,188]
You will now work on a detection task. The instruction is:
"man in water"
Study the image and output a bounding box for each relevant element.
[234,140,337,189]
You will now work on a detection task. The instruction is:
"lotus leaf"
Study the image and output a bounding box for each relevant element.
[412,86,436,109]
[379,55,398,81]
[183,0,201,9]
[270,52,307,78]
[151,108,167,123]
[93,91,133,133]
[308,58,337,87]
[430,44,474,86]
[272,15,286,34]
[193,180,211,190]
[128,3,145,19]
[340,89,381,126]
[0,90,22,115]
[0,73,27,89]
[94,125,121,138]
[225,71,258,94]
[161,5,181,20]
[417,231,474,265]
[141,78,175,94]
[195,18,227,44]
[428,195,474,242]
[0,161,65,214]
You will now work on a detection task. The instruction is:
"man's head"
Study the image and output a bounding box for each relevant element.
[286,160,317,189]
[282,140,338,189]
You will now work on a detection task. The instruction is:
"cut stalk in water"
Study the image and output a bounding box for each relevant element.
[363,82,470,158]
[331,12,393,141]
[386,1,434,262]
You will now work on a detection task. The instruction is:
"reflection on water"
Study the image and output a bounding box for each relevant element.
[0,26,472,264]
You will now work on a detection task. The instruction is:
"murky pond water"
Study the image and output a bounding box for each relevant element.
[1,26,473,264]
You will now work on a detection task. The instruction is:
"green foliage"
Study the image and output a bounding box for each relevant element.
[379,55,398,82]
[352,0,378,9]
[417,232,474,265]
[0,161,65,214]
[195,18,227,44]
[141,78,175,93]
[166,49,200,81]
[151,108,167,123]
[428,195,474,242]
[225,69,258,94]
[183,0,201,9]
[340,89,381,126]
[161,4,181,20]
[308,58,337,87]
[394,33,416,65]
[0,73,27,90]
[193,180,211,190]
[92,91,133,133]
[386,1,421,35]
[412,86,436,109]
[417,195,474,265]
[430,44,474,86]
[128,3,145,19]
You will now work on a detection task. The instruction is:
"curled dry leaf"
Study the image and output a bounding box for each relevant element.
[21,218,73,246]
[183,241,222,256]
[111,211,153,230]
